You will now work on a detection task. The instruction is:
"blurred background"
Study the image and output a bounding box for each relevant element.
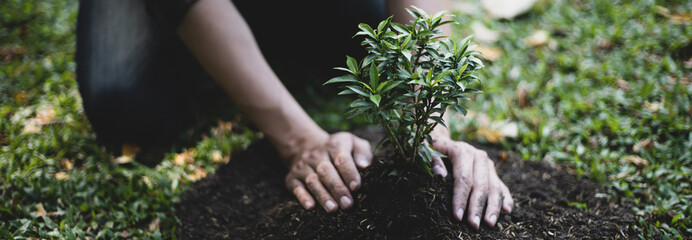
[1,0,690,238]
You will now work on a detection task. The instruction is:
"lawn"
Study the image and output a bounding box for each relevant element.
[1,0,690,239]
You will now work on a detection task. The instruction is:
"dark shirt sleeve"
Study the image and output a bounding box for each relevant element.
[143,0,198,29]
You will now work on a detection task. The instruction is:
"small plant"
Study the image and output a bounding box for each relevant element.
[326,7,485,175]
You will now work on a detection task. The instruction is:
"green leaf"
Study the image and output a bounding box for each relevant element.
[370,94,382,107]
[357,23,377,39]
[369,63,380,89]
[346,56,359,76]
[324,75,358,85]
[346,86,370,97]
[454,105,467,116]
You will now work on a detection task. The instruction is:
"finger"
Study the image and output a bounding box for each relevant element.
[467,151,490,230]
[451,143,474,222]
[304,171,338,213]
[352,136,372,168]
[431,155,448,177]
[327,134,361,191]
[501,184,514,214]
[484,184,502,228]
[286,176,316,210]
[315,161,354,210]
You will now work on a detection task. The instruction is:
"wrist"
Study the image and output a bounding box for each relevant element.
[271,126,329,165]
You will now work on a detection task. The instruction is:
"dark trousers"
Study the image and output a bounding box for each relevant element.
[76,0,386,147]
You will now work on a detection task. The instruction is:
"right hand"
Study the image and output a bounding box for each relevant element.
[284,132,373,212]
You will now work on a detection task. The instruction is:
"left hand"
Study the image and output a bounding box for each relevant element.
[429,134,514,230]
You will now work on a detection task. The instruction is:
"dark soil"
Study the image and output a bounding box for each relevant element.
[176,129,638,239]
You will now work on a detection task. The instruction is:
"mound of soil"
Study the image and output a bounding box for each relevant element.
[176,131,637,239]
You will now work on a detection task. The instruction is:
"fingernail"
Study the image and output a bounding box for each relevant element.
[356,155,369,167]
[433,165,447,177]
[349,181,358,191]
[304,200,314,209]
[325,200,337,212]
[489,215,497,224]
[473,216,481,229]
[340,196,352,208]
[456,208,464,220]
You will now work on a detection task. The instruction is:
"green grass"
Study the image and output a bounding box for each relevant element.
[448,0,691,238]
[1,0,690,239]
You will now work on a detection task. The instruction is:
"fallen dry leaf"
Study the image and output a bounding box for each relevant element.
[55,172,70,181]
[499,151,508,162]
[122,144,140,156]
[114,144,140,164]
[624,155,649,168]
[670,13,692,24]
[475,127,504,143]
[656,5,691,24]
[481,0,538,19]
[668,75,691,85]
[36,203,47,216]
[142,176,153,188]
[0,132,7,145]
[22,123,42,134]
[644,101,662,112]
[174,149,196,166]
[149,218,161,231]
[616,79,631,90]
[525,30,549,47]
[60,158,74,170]
[211,150,229,164]
[22,106,56,134]
[517,82,530,108]
[475,45,503,61]
[0,45,27,61]
[13,91,27,104]
[186,168,208,182]
[632,139,653,152]
[471,22,500,44]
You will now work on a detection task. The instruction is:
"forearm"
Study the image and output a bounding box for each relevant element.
[177,0,327,161]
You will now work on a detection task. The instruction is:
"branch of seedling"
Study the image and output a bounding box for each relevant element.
[325,6,484,176]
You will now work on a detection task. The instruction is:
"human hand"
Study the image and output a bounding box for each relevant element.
[284,132,373,213]
[430,135,514,230]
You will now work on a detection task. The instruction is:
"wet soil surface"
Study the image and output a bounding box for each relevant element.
[176,130,637,239]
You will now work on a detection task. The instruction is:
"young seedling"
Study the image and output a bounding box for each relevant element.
[326,6,484,175]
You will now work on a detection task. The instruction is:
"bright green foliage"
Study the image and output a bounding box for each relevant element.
[326,7,484,175]
[448,0,691,238]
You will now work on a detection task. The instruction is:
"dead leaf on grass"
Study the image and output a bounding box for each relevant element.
[624,155,649,168]
[475,45,503,62]
[22,106,56,134]
[55,172,70,181]
[475,127,504,143]
[667,75,691,85]
[142,176,153,188]
[656,6,692,24]
[149,218,161,231]
[36,203,47,217]
[644,101,662,112]
[13,91,27,104]
[632,139,653,152]
[0,132,7,145]
[113,144,140,164]
[0,45,27,61]
[186,168,207,182]
[525,30,549,47]
[60,158,74,170]
[517,82,530,108]
[616,79,631,90]
[174,148,196,166]
[211,150,230,164]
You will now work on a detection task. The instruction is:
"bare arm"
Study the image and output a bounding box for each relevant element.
[177,0,372,212]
